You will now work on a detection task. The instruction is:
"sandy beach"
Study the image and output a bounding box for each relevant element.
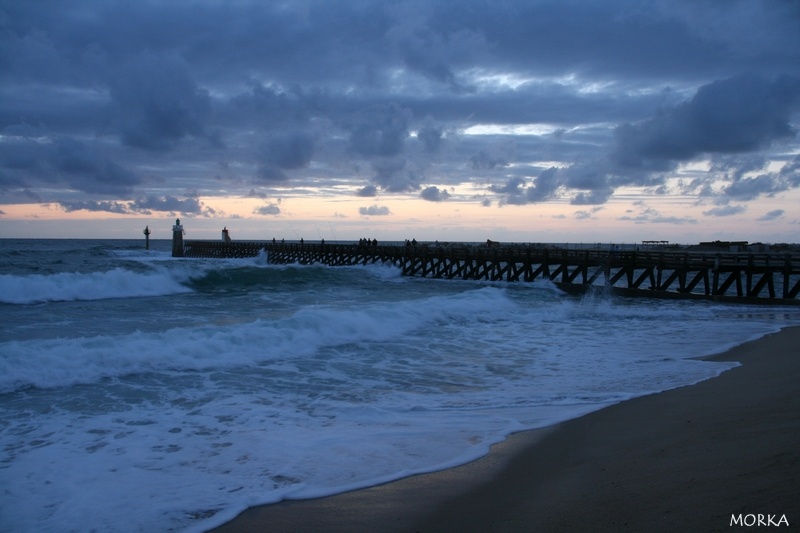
[211,326,800,532]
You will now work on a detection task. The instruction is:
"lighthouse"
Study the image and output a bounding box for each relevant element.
[171,219,184,257]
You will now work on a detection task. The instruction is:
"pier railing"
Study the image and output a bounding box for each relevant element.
[180,240,800,305]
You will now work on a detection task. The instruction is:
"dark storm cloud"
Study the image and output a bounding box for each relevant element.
[51,139,140,195]
[561,163,610,193]
[385,15,485,93]
[108,52,213,151]
[264,131,315,170]
[225,83,322,130]
[470,141,516,171]
[370,157,422,193]
[612,75,800,172]
[346,104,410,158]
[554,73,800,206]
[335,102,432,193]
[470,150,510,171]
[0,135,140,195]
[1,0,798,215]
[256,131,316,183]
[416,125,445,153]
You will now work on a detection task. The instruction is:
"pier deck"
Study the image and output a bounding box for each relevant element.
[179,241,800,305]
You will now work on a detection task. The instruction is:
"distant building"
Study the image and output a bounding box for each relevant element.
[698,240,749,252]
[746,242,770,252]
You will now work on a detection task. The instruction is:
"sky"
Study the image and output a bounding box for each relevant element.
[1,0,799,243]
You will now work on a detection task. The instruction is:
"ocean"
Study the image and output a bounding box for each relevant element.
[1,238,798,532]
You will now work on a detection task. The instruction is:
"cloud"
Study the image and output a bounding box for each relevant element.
[1,0,799,235]
[651,216,697,225]
[245,189,268,199]
[262,131,315,170]
[370,157,422,192]
[0,135,140,195]
[723,173,785,201]
[703,205,747,217]
[108,52,213,151]
[416,124,445,153]
[257,131,316,182]
[227,83,314,129]
[545,75,800,207]
[489,167,561,205]
[356,185,378,197]
[51,138,141,194]
[709,154,800,200]
[612,75,800,172]
[347,103,410,158]
[385,13,486,92]
[130,195,207,215]
[420,186,450,202]
[359,204,391,216]
[59,200,132,214]
[470,142,515,170]
[58,195,207,215]
[561,162,610,193]
[525,167,560,202]
[254,203,281,216]
[570,189,613,205]
[489,177,526,196]
[757,209,784,221]
[619,203,697,225]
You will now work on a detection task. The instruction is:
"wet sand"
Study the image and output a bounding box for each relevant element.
[211,326,800,532]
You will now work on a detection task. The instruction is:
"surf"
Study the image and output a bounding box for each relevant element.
[0,268,194,304]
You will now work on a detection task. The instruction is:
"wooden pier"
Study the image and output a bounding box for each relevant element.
[179,240,800,305]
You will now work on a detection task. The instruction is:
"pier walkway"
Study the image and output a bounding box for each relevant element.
[178,240,800,305]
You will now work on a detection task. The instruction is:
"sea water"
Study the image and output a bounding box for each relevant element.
[1,239,798,532]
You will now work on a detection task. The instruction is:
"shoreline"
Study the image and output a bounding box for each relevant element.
[210,326,800,532]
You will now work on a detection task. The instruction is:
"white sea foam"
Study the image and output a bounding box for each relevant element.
[0,268,193,304]
[0,286,516,392]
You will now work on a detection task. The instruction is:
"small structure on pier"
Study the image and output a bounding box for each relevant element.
[143,225,151,250]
